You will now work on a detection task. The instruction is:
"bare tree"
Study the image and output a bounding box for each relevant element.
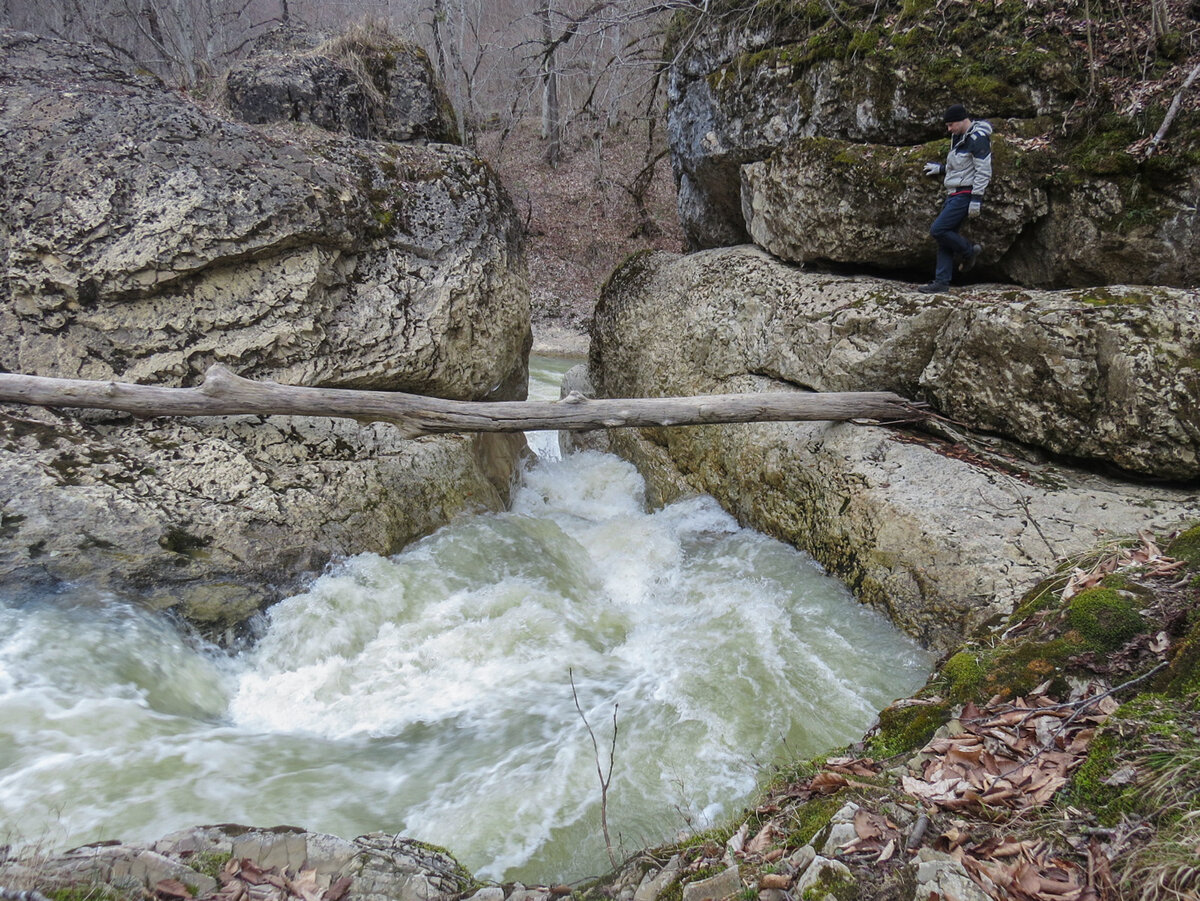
[3,0,290,86]
[539,1,562,164]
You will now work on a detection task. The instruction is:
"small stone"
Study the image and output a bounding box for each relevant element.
[912,849,989,901]
[793,857,852,899]
[820,823,857,856]
[784,845,815,876]
[634,854,681,901]
[469,887,506,901]
[681,864,741,901]
[829,802,860,825]
[759,873,791,890]
[510,890,550,901]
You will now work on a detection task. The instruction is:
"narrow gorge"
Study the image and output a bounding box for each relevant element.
[2,3,1200,901]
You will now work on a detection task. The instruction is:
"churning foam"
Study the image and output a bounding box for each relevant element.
[0,449,932,883]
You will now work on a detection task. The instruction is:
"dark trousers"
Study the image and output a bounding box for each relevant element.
[929,192,973,285]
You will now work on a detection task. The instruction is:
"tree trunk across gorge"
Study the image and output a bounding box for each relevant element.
[0,365,928,437]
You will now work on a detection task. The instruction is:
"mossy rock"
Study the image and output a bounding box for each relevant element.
[1066,587,1147,652]
[1010,578,1068,622]
[980,638,1081,702]
[941,650,988,703]
[186,850,233,880]
[869,700,952,757]
[1164,616,1200,699]
[1063,693,1197,824]
[47,888,129,901]
[1064,731,1143,825]
[800,871,857,901]
[1168,523,1200,566]
[782,795,843,850]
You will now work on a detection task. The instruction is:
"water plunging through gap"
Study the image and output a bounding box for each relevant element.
[0,356,933,884]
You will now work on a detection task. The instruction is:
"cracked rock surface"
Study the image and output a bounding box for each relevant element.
[575,246,1200,649]
[0,31,531,628]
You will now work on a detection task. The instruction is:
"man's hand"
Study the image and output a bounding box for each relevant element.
[968,200,982,218]
[923,162,942,177]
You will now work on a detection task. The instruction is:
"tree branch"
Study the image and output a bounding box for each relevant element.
[1145,61,1200,157]
[0,366,930,437]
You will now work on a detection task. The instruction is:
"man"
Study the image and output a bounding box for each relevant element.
[918,103,992,293]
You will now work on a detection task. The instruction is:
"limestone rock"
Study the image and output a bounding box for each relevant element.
[741,136,1047,273]
[681,864,741,901]
[785,845,816,877]
[586,246,1200,649]
[820,802,860,856]
[0,825,476,901]
[663,5,1200,287]
[634,854,682,901]
[225,25,460,144]
[593,246,1200,480]
[0,31,530,627]
[913,849,991,901]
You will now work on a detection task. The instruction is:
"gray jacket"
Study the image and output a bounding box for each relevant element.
[934,119,993,198]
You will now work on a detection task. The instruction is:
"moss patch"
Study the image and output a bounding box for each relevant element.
[941,650,988,703]
[869,700,952,758]
[1066,587,1147,651]
[1168,523,1200,565]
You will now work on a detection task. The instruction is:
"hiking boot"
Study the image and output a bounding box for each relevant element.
[959,243,982,273]
[917,281,950,294]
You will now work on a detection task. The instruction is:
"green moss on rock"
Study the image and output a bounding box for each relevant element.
[783,796,842,849]
[1165,616,1200,698]
[982,638,1080,702]
[1066,587,1147,651]
[1065,731,1142,825]
[1168,523,1200,565]
[869,700,951,757]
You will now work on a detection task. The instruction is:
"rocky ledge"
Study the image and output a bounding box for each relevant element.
[569,245,1200,650]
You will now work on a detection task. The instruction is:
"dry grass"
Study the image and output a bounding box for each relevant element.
[1118,745,1200,901]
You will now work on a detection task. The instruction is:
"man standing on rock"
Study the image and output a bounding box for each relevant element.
[918,104,992,293]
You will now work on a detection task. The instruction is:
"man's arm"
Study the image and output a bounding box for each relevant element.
[969,132,992,199]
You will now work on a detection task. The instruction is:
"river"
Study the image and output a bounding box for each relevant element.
[0,356,932,884]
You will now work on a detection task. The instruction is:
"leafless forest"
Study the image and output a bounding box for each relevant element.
[4,0,1196,342]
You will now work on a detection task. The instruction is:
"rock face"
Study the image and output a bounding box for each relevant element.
[665,3,1200,288]
[0,30,531,629]
[576,246,1200,649]
[740,136,1049,275]
[225,24,460,144]
[0,824,475,901]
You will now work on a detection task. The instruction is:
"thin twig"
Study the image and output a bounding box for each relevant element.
[570,668,619,869]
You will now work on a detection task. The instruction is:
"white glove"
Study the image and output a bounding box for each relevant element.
[923,162,942,176]
[968,200,982,218]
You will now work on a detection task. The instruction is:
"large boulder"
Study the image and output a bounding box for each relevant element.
[576,246,1200,649]
[224,23,460,144]
[665,2,1200,287]
[740,135,1048,274]
[0,31,530,630]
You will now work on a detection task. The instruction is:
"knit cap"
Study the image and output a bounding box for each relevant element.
[943,104,969,122]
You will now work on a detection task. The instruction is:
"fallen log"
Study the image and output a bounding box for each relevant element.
[0,364,929,437]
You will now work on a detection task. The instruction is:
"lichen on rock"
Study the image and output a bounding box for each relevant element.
[0,29,531,631]
[580,245,1200,649]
